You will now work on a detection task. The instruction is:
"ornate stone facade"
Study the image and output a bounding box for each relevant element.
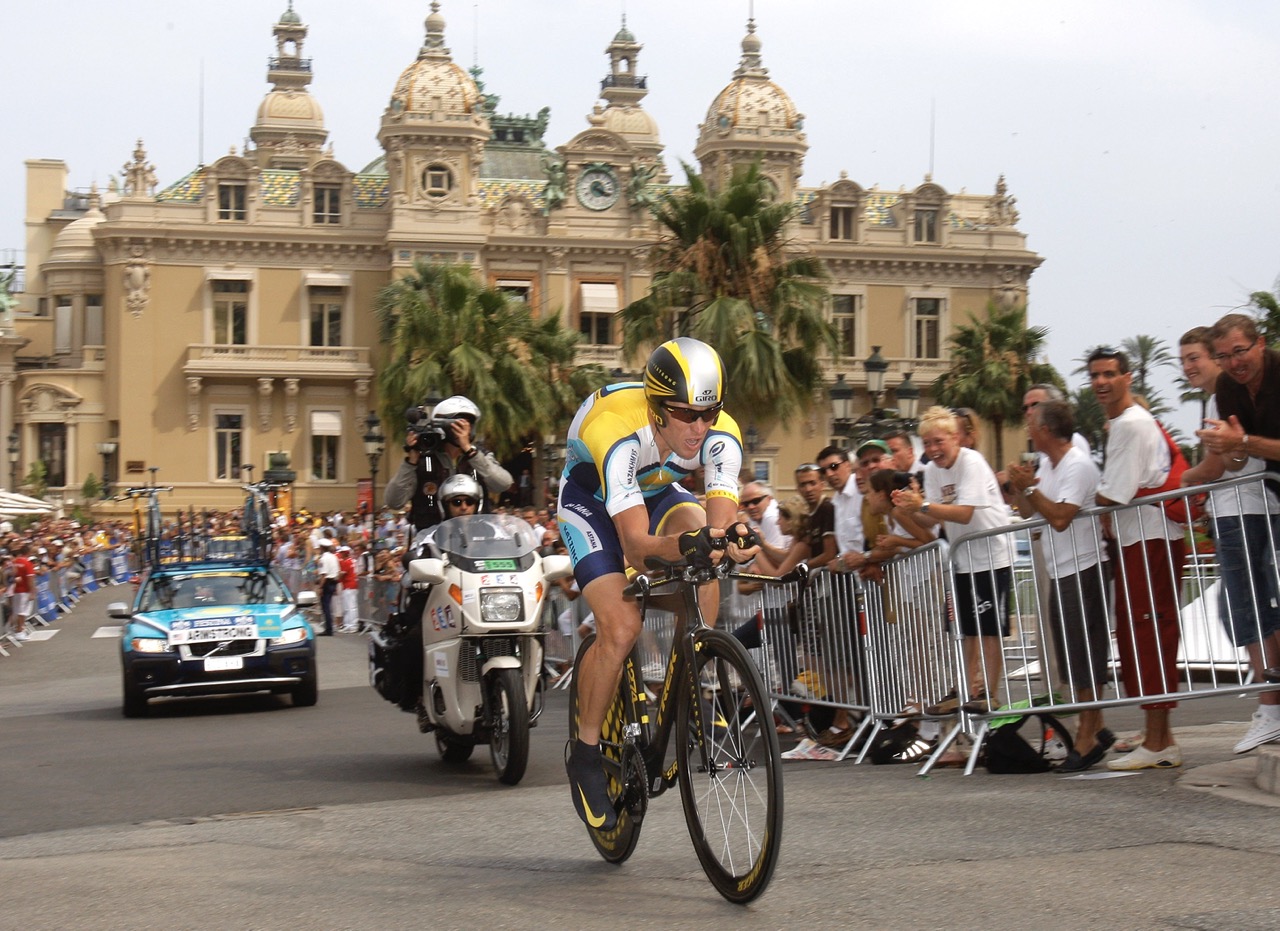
[14,4,1041,510]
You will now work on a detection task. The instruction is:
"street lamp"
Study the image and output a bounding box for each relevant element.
[745,423,760,455]
[363,409,385,521]
[863,345,889,412]
[829,373,855,437]
[96,440,118,498]
[894,372,920,427]
[7,430,18,491]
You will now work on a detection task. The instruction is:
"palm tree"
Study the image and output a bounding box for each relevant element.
[1120,334,1176,400]
[620,162,836,422]
[1247,287,1280,346]
[930,302,1060,466]
[1069,387,1106,461]
[374,261,607,458]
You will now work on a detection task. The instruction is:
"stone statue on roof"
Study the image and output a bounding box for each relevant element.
[543,157,567,214]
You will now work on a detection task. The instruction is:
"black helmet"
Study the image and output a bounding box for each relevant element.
[644,337,724,414]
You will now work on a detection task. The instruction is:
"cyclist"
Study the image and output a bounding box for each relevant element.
[558,337,757,830]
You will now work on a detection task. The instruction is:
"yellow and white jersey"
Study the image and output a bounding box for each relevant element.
[562,383,743,517]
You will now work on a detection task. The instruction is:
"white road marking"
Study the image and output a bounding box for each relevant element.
[92,626,123,639]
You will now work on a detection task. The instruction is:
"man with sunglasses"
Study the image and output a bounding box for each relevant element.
[384,395,513,534]
[558,337,757,830]
[740,482,792,562]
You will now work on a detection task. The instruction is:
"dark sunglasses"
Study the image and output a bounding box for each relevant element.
[1022,401,1039,412]
[660,402,723,424]
[447,497,477,508]
[820,460,847,473]
[740,495,766,507]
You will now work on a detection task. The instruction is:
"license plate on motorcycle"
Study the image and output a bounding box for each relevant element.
[204,656,244,672]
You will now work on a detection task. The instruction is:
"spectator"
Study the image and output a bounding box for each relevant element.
[315,538,340,636]
[894,406,1013,714]
[1188,319,1280,752]
[1008,399,1113,771]
[337,544,360,633]
[1091,346,1186,771]
[739,481,792,560]
[951,407,981,451]
[8,542,34,641]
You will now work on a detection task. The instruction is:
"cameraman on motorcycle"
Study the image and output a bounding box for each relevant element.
[384,395,513,533]
[558,337,758,831]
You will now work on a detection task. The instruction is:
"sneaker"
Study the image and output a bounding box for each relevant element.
[924,690,959,716]
[1106,744,1182,771]
[12,630,30,641]
[565,740,617,831]
[781,739,840,761]
[1234,710,1280,754]
[816,726,854,749]
[960,692,994,714]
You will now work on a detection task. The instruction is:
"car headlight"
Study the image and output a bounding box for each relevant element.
[277,626,309,644]
[130,637,171,654]
[479,590,523,624]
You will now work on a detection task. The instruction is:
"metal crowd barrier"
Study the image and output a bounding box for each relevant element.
[931,472,1280,774]
[744,473,1280,775]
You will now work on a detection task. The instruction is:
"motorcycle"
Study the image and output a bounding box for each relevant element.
[369,513,572,785]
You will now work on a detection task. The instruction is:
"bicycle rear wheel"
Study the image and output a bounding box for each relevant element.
[567,633,645,864]
[676,628,783,904]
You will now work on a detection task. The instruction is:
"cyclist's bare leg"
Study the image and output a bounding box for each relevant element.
[575,573,643,745]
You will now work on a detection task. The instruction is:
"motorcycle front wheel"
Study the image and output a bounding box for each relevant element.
[489,667,530,785]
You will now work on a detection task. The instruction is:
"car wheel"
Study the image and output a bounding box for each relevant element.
[292,669,319,707]
[122,669,148,718]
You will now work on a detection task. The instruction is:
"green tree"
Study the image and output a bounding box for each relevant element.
[930,302,1059,466]
[23,459,46,499]
[1069,386,1106,458]
[1120,334,1176,403]
[1247,286,1280,346]
[374,261,608,458]
[620,162,836,421]
[81,472,102,502]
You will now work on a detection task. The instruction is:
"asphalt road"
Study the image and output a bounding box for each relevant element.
[5,584,1280,929]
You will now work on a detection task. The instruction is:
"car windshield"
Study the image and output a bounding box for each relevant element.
[139,571,291,611]
[429,513,540,560]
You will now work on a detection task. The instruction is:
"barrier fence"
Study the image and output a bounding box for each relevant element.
[747,473,1280,774]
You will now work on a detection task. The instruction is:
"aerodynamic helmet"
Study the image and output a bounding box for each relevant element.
[437,473,485,519]
[643,338,725,414]
[432,395,481,423]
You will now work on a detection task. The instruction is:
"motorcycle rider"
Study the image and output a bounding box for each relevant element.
[384,396,513,533]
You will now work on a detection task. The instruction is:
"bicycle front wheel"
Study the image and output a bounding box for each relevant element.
[676,628,783,904]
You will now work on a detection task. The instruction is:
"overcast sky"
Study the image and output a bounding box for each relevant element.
[6,0,1278,435]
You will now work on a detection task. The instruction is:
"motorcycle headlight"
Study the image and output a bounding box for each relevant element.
[130,637,171,654]
[479,590,523,624]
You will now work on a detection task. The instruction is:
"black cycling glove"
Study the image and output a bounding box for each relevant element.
[678,527,722,569]
[727,521,760,551]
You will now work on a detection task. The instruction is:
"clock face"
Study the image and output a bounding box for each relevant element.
[576,167,619,211]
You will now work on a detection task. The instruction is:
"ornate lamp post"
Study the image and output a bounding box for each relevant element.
[895,372,921,429]
[863,345,889,414]
[96,440,118,498]
[7,431,18,491]
[829,373,855,439]
[363,410,385,521]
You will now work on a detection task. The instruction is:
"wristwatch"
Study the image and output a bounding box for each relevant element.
[920,501,932,515]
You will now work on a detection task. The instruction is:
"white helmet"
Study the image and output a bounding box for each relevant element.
[433,395,480,423]
[437,473,485,518]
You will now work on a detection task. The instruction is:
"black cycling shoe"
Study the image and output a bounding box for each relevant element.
[565,739,617,831]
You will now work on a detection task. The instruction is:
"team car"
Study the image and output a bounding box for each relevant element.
[113,561,319,717]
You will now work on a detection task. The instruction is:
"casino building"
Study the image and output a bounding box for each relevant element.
[12,2,1040,513]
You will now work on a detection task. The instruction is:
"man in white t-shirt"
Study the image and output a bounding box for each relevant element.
[1091,347,1186,771]
[1009,399,1112,771]
[894,406,1012,714]
[739,482,793,554]
[1180,325,1280,753]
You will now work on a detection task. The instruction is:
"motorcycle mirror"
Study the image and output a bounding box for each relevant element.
[541,554,573,583]
[408,557,447,586]
[295,590,319,607]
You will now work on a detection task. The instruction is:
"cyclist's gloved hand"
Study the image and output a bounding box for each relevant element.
[678,527,723,569]
[727,521,760,551]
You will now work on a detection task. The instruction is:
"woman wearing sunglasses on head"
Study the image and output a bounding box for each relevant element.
[557,336,760,831]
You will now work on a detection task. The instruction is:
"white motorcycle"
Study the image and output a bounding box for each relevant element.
[370,513,571,785]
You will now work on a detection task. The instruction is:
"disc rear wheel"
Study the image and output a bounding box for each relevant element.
[568,633,644,864]
[675,629,783,904]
